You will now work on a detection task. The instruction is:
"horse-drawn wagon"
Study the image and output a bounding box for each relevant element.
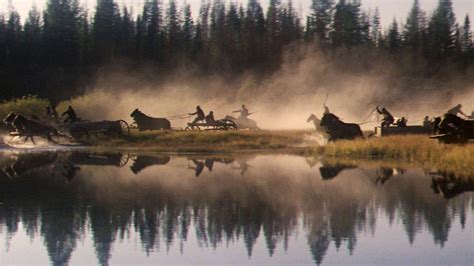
[58,120,130,142]
[430,114,474,144]
[374,125,432,137]
[3,112,129,145]
[185,119,238,131]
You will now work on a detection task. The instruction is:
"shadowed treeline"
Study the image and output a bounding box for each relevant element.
[0,151,472,265]
[0,0,472,101]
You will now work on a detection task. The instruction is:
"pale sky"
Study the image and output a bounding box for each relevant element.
[1,0,473,28]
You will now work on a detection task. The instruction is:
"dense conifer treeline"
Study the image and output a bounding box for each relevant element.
[0,0,472,100]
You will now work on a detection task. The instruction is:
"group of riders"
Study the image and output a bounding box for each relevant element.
[188,104,252,125]
[375,104,472,128]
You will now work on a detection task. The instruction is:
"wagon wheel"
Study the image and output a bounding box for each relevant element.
[119,120,130,135]
[70,127,89,144]
[118,153,130,167]
[221,120,237,131]
[185,125,201,131]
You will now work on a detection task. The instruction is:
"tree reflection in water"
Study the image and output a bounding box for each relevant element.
[0,151,472,265]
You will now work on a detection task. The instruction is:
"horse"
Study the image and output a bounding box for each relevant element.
[130,109,171,131]
[224,115,260,130]
[431,113,473,143]
[307,114,322,131]
[3,112,60,143]
[319,113,363,141]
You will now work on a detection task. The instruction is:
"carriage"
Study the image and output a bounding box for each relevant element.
[185,119,238,131]
[430,114,474,144]
[3,112,129,145]
[58,120,130,143]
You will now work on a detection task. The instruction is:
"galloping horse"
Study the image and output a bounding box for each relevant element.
[320,113,363,141]
[3,112,59,143]
[307,114,322,131]
[130,109,171,131]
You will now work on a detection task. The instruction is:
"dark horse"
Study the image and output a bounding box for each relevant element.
[130,109,171,131]
[3,112,59,143]
[320,113,363,141]
[431,113,474,143]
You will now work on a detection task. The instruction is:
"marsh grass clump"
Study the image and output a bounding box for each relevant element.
[321,136,474,177]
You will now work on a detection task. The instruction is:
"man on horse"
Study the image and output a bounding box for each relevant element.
[446,104,468,118]
[376,106,395,127]
[233,104,250,120]
[62,105,78,123]
[189,105,205,124]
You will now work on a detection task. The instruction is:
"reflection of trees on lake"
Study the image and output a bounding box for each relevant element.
[0,152,472,265]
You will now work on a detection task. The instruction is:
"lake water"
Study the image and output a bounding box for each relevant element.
[0,150,472,265]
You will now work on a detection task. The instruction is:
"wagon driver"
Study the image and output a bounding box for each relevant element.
[62,105,78,124]
[376,106,395,128]
[189,105,205,124]
[233,104,249,119]
[446,104,468,118]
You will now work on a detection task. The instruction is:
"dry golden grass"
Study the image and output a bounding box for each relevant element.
[98,129,309,152]
[319,135,474,177]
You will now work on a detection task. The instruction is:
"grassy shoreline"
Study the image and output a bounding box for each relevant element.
[315,135,473,177]
[95,130,310,153]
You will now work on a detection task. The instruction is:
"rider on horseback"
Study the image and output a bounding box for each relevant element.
[233,105,249,120]
[189,105,205,124]
[62,106,78,123]
[376,106,395,127]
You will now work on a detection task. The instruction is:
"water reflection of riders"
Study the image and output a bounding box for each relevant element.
[376,106,395,127]
[61,164,80,183]
[62,105,78,123]
[191,159,205,177]
[446,104,468,118]
[375,167,405,185]
[189,105,205,124]
[205,159,214,171]
[233,104,249,119]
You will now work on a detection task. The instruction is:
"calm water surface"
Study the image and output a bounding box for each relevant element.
[0,150,472,265]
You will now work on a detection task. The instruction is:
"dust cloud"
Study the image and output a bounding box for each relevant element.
[67,47,474,130]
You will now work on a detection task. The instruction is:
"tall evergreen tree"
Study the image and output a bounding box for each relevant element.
[93,0,119,62]
[461,15,472,52]
[24,4,42,65]
[332,0,363,48]
[141,0,163,60]
[43,0,82,66]
[309,0,334,43]
[5,5,22,64]
[370,8,381,46]
[428,0,456,59]
[404,0,425,51]
[166,0,181,57]
[181,4,194,55]
[388,19,401,53]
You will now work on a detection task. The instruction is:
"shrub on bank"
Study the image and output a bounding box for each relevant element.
[0,96,50,121]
